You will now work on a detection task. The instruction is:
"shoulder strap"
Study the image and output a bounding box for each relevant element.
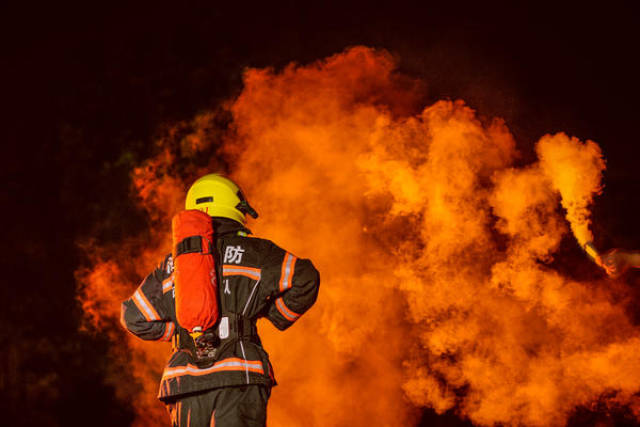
[175,236,203,256]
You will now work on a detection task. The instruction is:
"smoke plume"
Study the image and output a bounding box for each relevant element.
[77,47,639,426]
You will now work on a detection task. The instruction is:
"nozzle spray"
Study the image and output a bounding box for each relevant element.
[583,241,603,268]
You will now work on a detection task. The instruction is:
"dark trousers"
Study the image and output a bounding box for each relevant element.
[165,385,270,427]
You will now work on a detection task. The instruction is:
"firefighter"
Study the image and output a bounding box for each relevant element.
[120,174,320,426]
[601,249,640,278]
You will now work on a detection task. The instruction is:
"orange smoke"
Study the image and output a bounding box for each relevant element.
[77,46,640,426]
[537,133,606,247]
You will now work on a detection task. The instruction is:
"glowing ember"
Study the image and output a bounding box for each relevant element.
[77,46,640,426]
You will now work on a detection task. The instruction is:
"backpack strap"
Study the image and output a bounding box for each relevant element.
[175,236,203,256]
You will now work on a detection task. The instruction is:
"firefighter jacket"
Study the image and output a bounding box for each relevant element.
[120,219,320,401]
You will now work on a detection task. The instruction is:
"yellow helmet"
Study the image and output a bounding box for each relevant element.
[185,174,258,224]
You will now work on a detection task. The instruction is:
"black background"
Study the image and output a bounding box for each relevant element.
[3,1,640,425]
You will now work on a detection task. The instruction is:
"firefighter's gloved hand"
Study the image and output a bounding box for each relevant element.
[194,329,220,359]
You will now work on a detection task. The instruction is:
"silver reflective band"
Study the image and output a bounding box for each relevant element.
[282,254,294,290]
[134,290,158,321]
[218,316,229,339]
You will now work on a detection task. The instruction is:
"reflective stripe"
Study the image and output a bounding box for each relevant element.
[278,253,297,292]
[162,275,174,294]
[162,358,264,380]
[160,321,175,342]
[239,341,250,383]
[275,297,300,322]
[242,279,261,315]
[222,265,261,281]
[133,288,160,321]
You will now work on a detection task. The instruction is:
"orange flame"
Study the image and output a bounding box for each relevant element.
[77,46,640,426]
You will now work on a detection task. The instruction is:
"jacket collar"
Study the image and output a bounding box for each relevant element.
[211,217,252,237]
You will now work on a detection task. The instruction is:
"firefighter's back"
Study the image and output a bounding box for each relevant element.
[121,174,320,427]
[158,221,319,400]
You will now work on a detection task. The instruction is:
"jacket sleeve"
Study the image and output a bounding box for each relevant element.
[120,254,176,341]
[266,250,320,331]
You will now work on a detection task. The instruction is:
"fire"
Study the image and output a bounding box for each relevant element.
[77,46,640,426]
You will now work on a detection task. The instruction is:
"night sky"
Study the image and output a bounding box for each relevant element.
[4,2,640,425]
